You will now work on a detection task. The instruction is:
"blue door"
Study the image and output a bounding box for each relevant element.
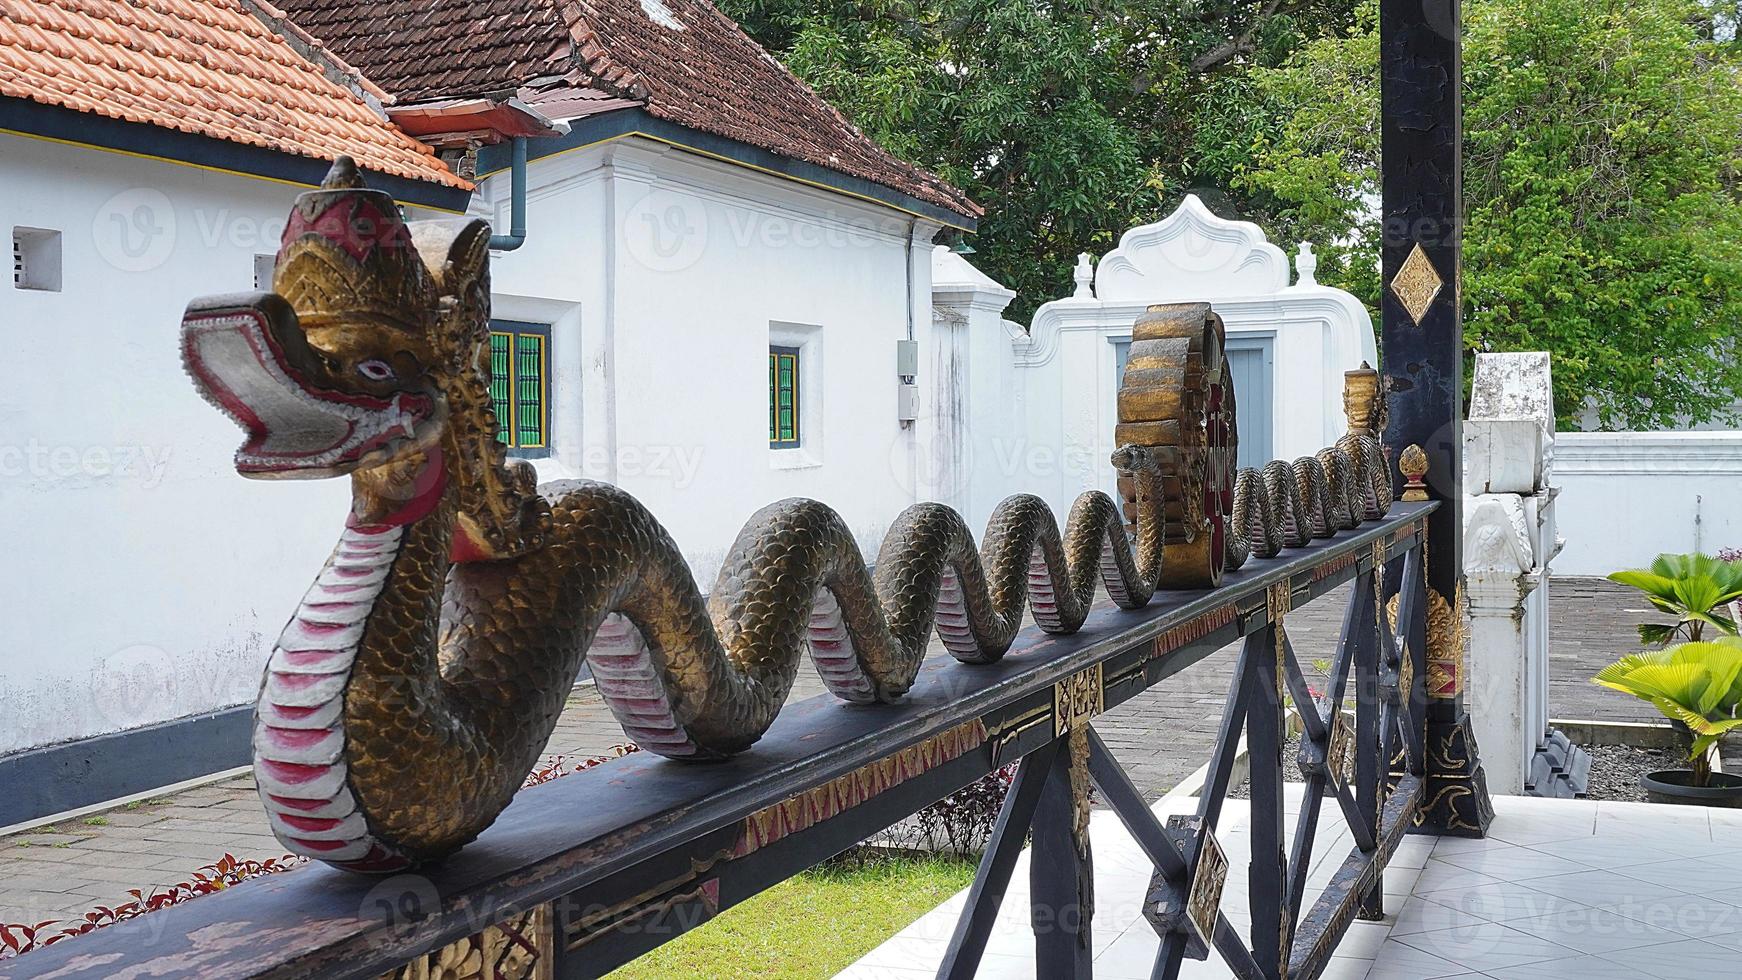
[1113,334,1274,470]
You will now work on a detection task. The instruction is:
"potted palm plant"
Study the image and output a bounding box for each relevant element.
[1593,638,1742,807]
[1608,553,1742,645]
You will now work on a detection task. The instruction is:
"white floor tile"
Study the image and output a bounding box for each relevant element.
[1430,833,1534,856]
[1394,919,1577,972]
[1414,858,1504,893]
[1331,920,1393,960]
[1609,856,1742,893]
[1478,953,1660,980]
[1391,837,1435,870]
[1433,845,1591,881]
[1389,896,1494,937]
[1505,904,1688,955]
[1416,879,1588,923]
[1364,938,1475,979]
[1317,955,1377,980]
[855,935,949,969]
[970,952,1038,980]
[1521,870,1690,910]
[1599,937,1742,979]
[834,965,940,980]
[832,790,1742,980]
[1093,928,1165,979]
[1608,894,1742,940]
[1516,836,1708,869]
[1379,865,1422,898]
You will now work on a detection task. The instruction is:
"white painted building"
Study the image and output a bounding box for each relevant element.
[0,0,975,823]
[476,138,949,584]
[0,0,475,791]
[0,134,458,759]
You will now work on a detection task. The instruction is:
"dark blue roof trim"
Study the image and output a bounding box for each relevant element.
[0,96,473,213]
[478,108,976,232]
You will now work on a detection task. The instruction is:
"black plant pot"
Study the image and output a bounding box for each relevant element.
[1640,770,1742,808]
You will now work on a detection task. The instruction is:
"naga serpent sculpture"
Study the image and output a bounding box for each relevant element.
[180,160,1175,872]
[181,161,1390,873]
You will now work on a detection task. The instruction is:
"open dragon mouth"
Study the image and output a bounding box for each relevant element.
[181,297,440,478]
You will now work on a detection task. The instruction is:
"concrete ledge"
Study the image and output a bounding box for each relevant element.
[1551,718,1683,749]
[0,705,251,830]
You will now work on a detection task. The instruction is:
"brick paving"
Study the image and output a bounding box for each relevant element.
[0,578,1652,932]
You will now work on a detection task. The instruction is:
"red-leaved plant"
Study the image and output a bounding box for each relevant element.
[521,743,640,787]
[909,764,1019,855]
[0,854,303,959]
[2,744,644,959]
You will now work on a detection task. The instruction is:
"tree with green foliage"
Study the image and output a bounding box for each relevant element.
[719,0,1361,320]
[732,0,1742,429]
[1239,0,1742,429]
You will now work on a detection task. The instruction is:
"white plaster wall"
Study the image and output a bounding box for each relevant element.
[1,131,940,755]
[930,247,1022,533]
[480,136,936,588]
[1553,431,1742,575]
[0,135,379,753]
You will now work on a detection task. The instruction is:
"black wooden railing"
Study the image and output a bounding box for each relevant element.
[4,503,1435,980]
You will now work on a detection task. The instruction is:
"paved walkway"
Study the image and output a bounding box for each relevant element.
[836,790,1742,980]
[0,578,1653,934]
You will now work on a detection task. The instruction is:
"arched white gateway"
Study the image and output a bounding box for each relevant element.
[926,196,1372,532]
[1004,196,1377,520]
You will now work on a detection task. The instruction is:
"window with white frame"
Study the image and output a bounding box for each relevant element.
[768,322,823,465]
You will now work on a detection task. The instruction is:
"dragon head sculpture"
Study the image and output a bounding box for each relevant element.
[182,157,548,559]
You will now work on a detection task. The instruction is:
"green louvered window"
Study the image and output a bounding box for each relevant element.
[769,346,801,448]
[488,320,551,457]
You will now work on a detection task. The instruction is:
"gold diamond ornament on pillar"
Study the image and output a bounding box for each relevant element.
[1390,243,1444,325]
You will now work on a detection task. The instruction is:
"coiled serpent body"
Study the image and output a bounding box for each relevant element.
[252,438,1170,870]
[184,164,1392,873]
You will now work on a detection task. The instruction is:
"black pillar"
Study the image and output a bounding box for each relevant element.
[1379,0,1493,836]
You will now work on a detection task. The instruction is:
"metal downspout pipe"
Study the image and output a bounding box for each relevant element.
[488,136,529,251]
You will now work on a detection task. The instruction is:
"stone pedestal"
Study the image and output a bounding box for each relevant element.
[1463,353,1587,798]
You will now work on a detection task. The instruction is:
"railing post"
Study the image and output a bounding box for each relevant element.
[1249,587,1291,980]
[1355,563,1385,921]
[1404,553,1430,779]
[1380,0,1494,838]
[1032,729,1095,977]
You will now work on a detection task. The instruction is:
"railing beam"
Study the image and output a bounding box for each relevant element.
[1247,620,1290,980]
[937,739,1061,980]
[1031,731,1095,977]
[8,507,1439,980]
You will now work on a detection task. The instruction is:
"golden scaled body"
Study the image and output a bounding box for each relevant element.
[182,161,1181,871]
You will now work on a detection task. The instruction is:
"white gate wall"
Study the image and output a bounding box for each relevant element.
[936,196,1378,530]
[1554,431,1742,575]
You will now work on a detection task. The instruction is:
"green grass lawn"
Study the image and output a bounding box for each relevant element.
[607,855,975,980]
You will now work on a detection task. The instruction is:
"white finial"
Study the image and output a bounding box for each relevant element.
[1295,242,1319,286]
[1072,253,1095,299]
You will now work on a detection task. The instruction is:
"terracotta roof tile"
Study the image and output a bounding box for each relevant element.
[274,0,978,220]
[0,0,470,189]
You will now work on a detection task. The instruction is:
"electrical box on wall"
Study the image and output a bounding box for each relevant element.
[897,383,919,422]
[896,339,919,379]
